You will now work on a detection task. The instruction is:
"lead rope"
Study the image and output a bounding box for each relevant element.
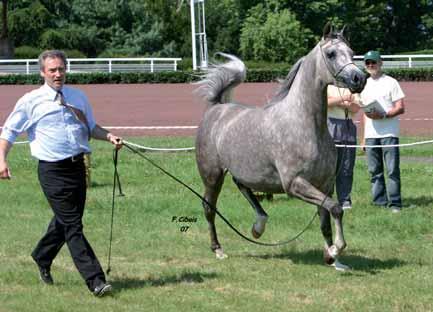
[120,142,318,247]
[106,148,124,275]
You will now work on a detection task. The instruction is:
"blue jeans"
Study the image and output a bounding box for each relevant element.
[328,118,357,205]
[365,137,402,208]
[335,144,356,205]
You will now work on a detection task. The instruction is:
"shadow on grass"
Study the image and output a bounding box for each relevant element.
[111,271,218,290]
[243,249,406,275]
[88,181,111,188]
[404,195,433,207]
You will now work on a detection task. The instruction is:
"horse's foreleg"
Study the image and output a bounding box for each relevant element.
[317,206,333,264]
[232,177,268,238]
[287,176,346,258]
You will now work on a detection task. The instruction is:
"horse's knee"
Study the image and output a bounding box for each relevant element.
[330,203,343,218]
[202,200,216,221]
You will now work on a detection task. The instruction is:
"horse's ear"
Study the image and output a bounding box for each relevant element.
[339,25,347,38]
[323,22,332,38]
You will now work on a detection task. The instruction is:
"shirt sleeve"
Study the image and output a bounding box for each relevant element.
[0,97,31,143]
[80,92,97,131]
[391,79,405,103]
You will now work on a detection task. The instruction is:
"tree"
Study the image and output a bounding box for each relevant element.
[8,1,53,47]
[380,0,433,53]
[3,0,433,60]
[203,0,243,56]
[240,4,315,63]
[0,0,14,58]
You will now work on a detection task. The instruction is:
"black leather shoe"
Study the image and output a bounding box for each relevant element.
[38,266,54,285]
[93,282,112,297]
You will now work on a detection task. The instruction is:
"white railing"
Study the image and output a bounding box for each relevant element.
[354,54,433,69]
[0,57,182,75]
[1,55,432,74]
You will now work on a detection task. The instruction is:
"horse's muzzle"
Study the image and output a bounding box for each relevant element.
[348,70,367,93]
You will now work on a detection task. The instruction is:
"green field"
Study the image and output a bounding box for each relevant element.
[1,137,433,312]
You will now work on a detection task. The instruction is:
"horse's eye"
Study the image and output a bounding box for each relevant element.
[327,51,336,59]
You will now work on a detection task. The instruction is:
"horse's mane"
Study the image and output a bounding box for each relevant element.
[266,57,305,107]
[266,29,347,107]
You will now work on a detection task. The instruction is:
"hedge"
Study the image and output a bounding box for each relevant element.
[0,67,432,85]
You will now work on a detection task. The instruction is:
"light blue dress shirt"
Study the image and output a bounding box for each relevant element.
[0,83,97,161]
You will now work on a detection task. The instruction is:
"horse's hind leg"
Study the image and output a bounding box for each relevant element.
[232,177,268,238]
[201,169,227,259]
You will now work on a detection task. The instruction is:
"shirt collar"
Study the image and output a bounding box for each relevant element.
[42,83,65,101]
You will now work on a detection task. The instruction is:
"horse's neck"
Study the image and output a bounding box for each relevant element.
[280,51,329,132]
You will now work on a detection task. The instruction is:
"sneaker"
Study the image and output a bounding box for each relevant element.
[93,282,112,297]
[37,266,54,285]
[328,259,351,272]
[342,201,352,210]
[391,206,401,213]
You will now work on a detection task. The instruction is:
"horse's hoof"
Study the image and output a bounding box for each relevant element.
[327,259,351,272]
[251,215,268,239]
[251,226,261,239]
[323,245,339,264]
[215,248,228,260]
[323,248,335,265]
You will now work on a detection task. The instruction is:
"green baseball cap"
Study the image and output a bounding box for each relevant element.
[364,50,381,62]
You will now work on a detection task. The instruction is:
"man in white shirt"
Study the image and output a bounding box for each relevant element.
[0,50,122,296]
[360,50,405,213]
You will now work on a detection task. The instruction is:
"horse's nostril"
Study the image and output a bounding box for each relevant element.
[353,74,359,83]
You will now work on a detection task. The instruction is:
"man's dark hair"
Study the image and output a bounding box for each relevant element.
[38,50,67,71]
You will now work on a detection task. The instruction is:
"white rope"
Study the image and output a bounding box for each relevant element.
[335,139,433,148]
[9,139,195,151]
[1,125,198,130]
[123,140,195,152]
[104,126,198,130]
[10,139,433,150]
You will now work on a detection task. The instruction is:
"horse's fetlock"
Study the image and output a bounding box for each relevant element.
[211,244,221,252]
[336,241,347,251]
[323,247,335,265]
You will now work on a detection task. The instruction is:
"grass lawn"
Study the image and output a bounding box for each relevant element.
[1,136,432,312]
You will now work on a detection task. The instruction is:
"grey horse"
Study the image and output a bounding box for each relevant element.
[195,24,366,270]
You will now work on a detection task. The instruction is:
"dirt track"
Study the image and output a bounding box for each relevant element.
[1,82,432,137]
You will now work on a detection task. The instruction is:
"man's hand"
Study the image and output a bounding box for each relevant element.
[0,161,11,179]
[107,133,123,150]
[0,139,12,179]
[365,110,385,120]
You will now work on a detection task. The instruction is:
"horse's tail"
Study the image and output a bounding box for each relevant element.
[195,53,246,105]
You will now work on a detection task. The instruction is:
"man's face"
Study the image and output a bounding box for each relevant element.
[40,57,66,91]
[365,59,382,77]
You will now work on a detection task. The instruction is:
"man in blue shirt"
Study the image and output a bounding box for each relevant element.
[0,50,122,297]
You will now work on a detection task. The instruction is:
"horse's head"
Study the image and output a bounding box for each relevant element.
[319,23,366,94]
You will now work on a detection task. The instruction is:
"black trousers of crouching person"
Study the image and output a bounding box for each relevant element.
[31,155,106,290]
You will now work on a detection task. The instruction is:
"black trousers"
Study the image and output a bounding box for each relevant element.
[31,156,105,290]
